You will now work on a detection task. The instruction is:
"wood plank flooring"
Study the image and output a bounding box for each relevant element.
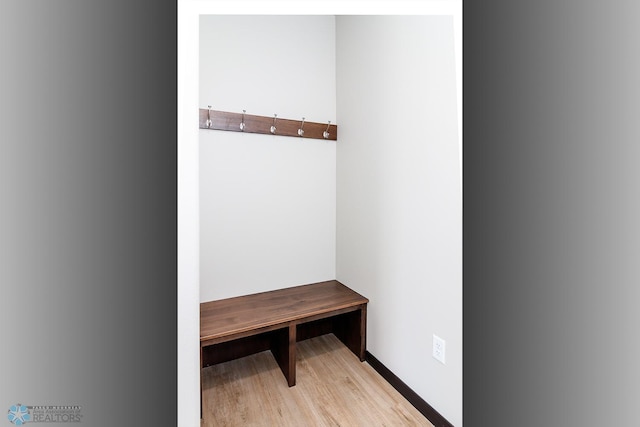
[201,334,433,426]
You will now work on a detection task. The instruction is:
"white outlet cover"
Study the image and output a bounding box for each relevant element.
[433,334,446,364]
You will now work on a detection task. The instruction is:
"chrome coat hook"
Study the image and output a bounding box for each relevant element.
[323,121,331,139]
[240,110,246,131]
[270,114,277,134]
[205,105,212,128]
[298,117,305,137]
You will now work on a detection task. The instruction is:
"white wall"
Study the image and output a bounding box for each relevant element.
[199,16,337,302]
[178,4,201,425]
[336,16,462,426]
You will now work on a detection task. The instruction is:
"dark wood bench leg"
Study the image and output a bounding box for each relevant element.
[271,324,296,386]
[333,304,367,361]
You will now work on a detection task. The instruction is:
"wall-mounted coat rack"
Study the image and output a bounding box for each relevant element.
[199,108,338,141]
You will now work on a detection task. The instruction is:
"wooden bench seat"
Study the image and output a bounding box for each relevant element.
[200,280,369,415]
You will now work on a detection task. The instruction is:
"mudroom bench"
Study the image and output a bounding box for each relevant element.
[200,280,369,387]
[200,280,369,391]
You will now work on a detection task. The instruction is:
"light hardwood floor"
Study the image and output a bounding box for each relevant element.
[201,334,433,426]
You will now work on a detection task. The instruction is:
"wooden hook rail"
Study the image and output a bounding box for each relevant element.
[199,109,338,141]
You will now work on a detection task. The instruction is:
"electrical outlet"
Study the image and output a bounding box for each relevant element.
[433,334,446,364]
